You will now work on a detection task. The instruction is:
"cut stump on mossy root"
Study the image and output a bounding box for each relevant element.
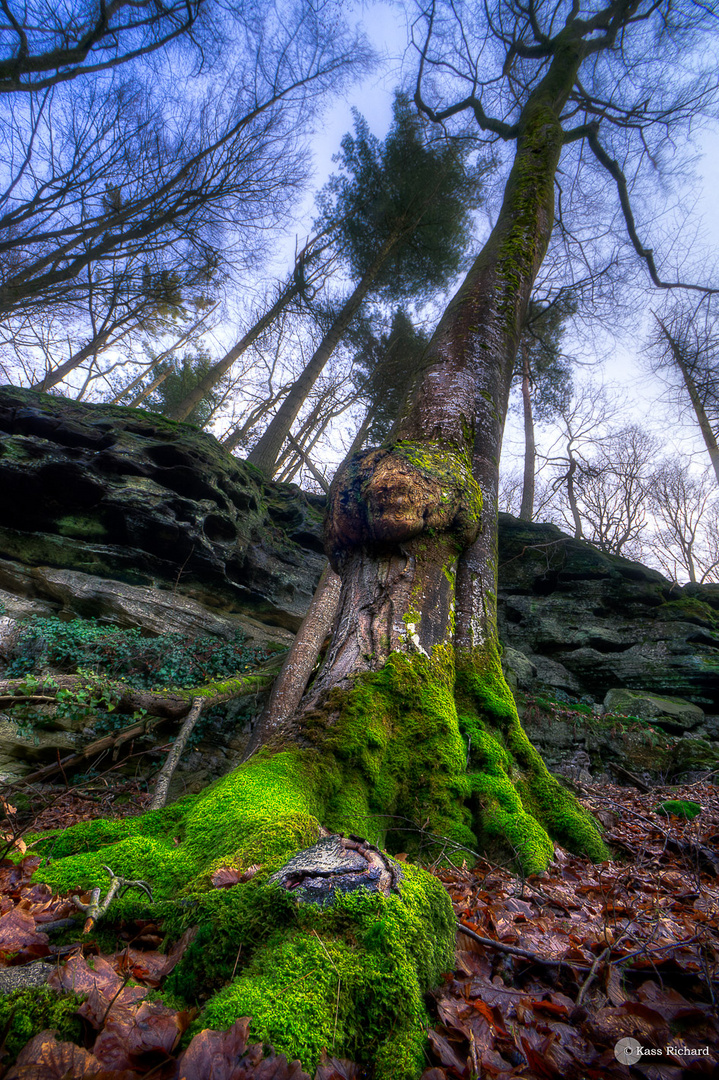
[27,643,608,1079]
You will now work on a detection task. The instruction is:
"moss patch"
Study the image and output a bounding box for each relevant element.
[302,648,475,852]
[457,645,608,874]
[655,799,702,821]
[0,986,83,1064]
[195,866,455,1079]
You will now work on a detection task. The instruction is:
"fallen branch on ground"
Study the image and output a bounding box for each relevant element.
[0,659,281,720]
[6,714,165,787]
[149,697,203,810]
[455,921,590,972]
[71,865,153,933]
[1,660,283,788]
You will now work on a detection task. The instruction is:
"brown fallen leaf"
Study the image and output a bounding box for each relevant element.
[178,1017,252,1080]
[0,906,50,963]
[93,999,192,1071]
[427,1029,467,1077]
[313,1050,361,1079]
[48,951,124,998]
[211,867,243,889]
[78,984,149,1030]
[113,925,198,988]
[4,1031,104,1079]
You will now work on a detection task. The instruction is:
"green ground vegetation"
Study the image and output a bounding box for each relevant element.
[0,987,83,1063]
[655,799,702,820]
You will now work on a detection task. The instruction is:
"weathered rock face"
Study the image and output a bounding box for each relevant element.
[602,689,705,733]
[496,515,719,712]
[0,386,325,646]
[1,388,717,788]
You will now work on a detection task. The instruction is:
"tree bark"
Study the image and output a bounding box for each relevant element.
[566,455,584,539]
[519,348,536,521]
[658,320,719,486]
[150,697,204,809]
[245,562,341,758]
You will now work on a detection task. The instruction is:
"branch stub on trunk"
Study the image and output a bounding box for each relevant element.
[268,834,403,905]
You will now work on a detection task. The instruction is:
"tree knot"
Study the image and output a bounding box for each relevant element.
[325,442,482,568]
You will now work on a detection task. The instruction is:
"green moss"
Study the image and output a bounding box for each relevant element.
[659,599,718,628]
[0,986,83,1063]
[655,799,702,820]
[305,649,475,852]
[56,514,108,539]
[395,440,482,524]
[457,645,608,874]
[35,753,324,902]
[196,866,455,1079]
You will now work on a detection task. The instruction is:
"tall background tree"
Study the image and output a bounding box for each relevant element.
[244,91,487,476]
[514,294,575,520]
[647,303,719,485]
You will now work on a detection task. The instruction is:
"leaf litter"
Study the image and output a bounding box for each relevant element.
[0,780,717,1078]
[421,780,719,1079]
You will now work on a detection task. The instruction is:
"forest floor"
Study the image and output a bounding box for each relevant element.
[0,777,717,1080]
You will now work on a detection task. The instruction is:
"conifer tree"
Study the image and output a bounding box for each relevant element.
[246,91,486,476]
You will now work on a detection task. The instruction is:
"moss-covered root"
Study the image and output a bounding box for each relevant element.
[30,740,457,1079]
[195,865,455,1080]
[457,651,609,875]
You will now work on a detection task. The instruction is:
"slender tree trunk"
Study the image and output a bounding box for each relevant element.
[285,432,330,492]
[35,328,114,391]
[128,366,171,407]
[566,454,584,539]
[247,232,401,478]
[168,279,304,422]
[664,328,719,486]
[519,348,536,521]
[246,563,341,758]
[150,697,204,810]
[345,407,374,459]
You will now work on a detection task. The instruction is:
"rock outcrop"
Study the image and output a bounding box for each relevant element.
[496,514,719,713]
[0,386,325,647]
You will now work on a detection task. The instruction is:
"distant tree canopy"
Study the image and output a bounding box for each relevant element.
[245,91,488,477]
[316,92,485,302]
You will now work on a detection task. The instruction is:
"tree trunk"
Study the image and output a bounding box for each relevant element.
[35,34,607,1079]
[35,327,114,391]
[566,454,584,539]
[665,327,719,486]
[246,232,401,478]
[519,348,536,520]
[128,366,171,407]
[345,407,374,459]
[167,279,304,423]
[245,562,341,758]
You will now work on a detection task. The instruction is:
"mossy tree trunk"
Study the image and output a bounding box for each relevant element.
[35,30,610,1080]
